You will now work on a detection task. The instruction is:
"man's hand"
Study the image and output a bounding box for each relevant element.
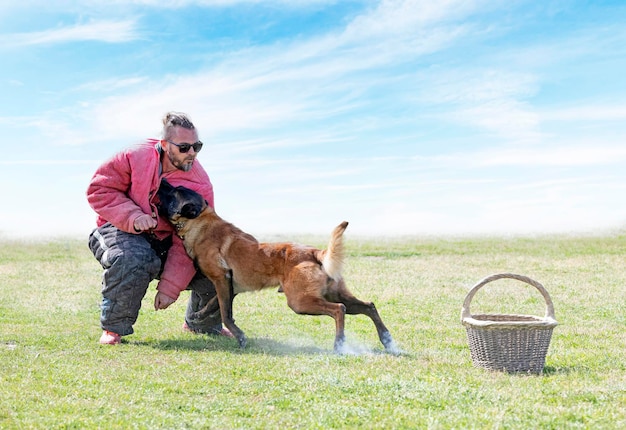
[154,291,176,310]
[134,214,157,232]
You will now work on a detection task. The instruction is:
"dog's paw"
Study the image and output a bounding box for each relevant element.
[382,332,402,355]
[333,337,346,354]
[237,335,247,349]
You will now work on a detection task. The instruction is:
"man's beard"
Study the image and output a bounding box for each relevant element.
[169,152,194,172]
[178,160,193,172]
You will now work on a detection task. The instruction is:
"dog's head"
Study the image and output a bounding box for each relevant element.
[157,179,207,226]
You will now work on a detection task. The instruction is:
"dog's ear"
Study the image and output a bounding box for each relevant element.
[160,178,174,190]
[156,179,176,218]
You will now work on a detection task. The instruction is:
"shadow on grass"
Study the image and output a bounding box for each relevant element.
[142,336,331,355]
[466,365,576,377]
[541,365,576,376]
[137,336,399,357]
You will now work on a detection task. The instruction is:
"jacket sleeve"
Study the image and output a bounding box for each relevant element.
[86,151,146,233]
[156,235,196,300]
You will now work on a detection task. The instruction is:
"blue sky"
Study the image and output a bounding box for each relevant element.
[1,0,626,239]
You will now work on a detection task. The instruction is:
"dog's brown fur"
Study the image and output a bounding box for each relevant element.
[158,180,394,352]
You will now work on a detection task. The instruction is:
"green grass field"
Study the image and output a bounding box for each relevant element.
[1,234,625,429]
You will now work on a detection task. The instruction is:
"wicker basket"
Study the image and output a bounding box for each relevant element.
[461,273,558,374]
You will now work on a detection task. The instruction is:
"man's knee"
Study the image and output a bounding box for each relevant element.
[186,271,217,294]
[90,224,161,277]
[104,247,161,285]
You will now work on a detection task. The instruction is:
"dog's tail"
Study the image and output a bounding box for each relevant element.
[320,221,349,281]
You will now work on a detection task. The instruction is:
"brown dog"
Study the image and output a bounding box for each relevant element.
[157,179,395,353]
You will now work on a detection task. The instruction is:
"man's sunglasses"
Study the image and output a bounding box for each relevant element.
[166,140,203,153]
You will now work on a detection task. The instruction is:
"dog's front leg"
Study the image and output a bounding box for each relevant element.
[213,275,247,348]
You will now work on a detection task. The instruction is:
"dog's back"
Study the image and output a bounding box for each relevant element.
[226,221,349,293]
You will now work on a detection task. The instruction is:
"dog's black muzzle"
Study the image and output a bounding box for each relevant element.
[157,178,207,221]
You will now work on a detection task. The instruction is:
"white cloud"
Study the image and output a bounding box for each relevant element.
[111,0,336,6]
[544,105,626,122]
[36,1,483,147]
[74,77,148,93]
[474,144,626,167]
[3,1,626,239]
[0,19,140,47]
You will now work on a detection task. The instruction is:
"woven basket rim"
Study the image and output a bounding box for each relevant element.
[462,314,558,329]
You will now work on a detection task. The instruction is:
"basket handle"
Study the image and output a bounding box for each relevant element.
[461,273,556,321]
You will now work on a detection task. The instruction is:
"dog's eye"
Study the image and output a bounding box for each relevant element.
[180,203,199,218]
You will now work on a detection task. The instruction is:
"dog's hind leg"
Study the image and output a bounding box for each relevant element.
[286,294,347,352]
[345,300,395,352]
[329,280,395,352]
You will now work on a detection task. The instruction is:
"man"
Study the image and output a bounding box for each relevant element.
[87,112,230,345]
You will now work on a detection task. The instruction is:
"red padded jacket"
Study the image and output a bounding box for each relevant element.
[86,139,214,300]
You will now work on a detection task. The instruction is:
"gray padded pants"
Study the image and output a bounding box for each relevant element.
[88,223,222,336]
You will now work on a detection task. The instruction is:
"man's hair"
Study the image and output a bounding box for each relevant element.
[162,112,195,140]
